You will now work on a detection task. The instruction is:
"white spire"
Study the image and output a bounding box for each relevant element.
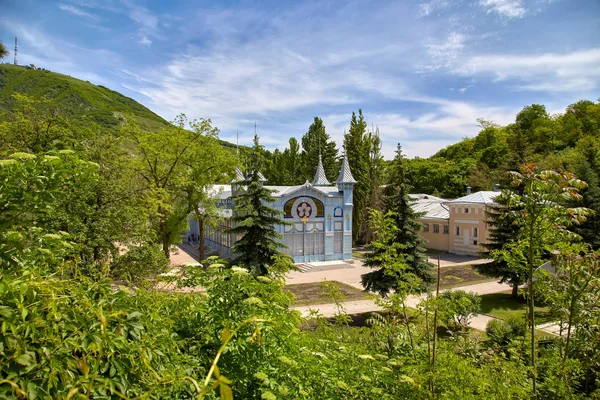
[312,154,331,186]
[336,154,357,184]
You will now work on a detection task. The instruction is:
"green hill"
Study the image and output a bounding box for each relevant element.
[0,64,169,131]
[0,64,238,149]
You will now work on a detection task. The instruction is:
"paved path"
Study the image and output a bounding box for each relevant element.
[292,280,513,332]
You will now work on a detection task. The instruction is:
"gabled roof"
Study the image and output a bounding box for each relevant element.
[264,181,342,198]
[312,155,331,186]
[411,195,450,220]
[336,155,357,184]
[444,191,499,205]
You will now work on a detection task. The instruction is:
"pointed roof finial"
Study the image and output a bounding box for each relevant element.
[312,154,331,186]
[336,154,357,184]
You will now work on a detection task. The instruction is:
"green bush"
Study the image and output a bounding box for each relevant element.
[110,243,169,284]
[486,316,527,346]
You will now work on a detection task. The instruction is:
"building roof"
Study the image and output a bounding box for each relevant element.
[265,182,342,198]
[336,155,357,184]
[409,194,447,202]
[411,196,450,220]
[444,191,499,205]
[312,155,331,186]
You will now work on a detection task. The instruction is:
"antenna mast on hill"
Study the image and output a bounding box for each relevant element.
[14,37,17,66]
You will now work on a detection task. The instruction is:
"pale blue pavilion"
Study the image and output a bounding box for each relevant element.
[187,155,356,263]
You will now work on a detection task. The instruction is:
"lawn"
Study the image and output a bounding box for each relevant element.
[479,291,556,324]
[285,281,371,306]
[437,264,497,289]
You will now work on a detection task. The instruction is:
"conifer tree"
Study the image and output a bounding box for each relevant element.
[229,135,289,276]
[476,190,524,297]
[301,117,338,182]
[344,110,370,244]
[361,144,434,296]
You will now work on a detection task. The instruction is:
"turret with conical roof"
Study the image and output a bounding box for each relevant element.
[336,154,355,207]
[312,154,331,186]
[336,154,357,184]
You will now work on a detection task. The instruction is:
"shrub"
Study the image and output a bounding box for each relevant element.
[438,290,481,331]
[110,243,169,284]
[486,316,527,346]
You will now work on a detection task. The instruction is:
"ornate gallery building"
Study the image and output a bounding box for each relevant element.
[187,156,356,263]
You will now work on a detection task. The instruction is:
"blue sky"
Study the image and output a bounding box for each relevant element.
[1,0,599,158]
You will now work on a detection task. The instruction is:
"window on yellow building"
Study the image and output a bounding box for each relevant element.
[474,227,479,237]
[464,208,469,213]
[443,225,449,234]
[433,224,439,233]
[455,226,460,236]
[423,224,429,232]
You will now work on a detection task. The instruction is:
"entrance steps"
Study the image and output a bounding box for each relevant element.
[294,260,354,273]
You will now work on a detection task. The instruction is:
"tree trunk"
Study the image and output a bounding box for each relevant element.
[511,281,519,297]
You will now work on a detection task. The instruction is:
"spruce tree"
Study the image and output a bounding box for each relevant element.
[229,135,289,276]
[361,144,434,296]
[476,190,524,297]
[344,109,370,244]
[301,117,338,182]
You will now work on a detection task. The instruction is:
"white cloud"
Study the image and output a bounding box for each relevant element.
[479,0,526,19]
[456,48,600,92]
[424,32,467,71]
[138,35,152,46]
[417,0,451,17]
[58,3,98,20]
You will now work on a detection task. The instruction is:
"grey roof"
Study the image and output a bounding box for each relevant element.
[312,155,331,186]
[444,191,499,205]
[229,166,245,183]
[264,183,342,198]
[336,155,357,184]
[409,194,447,202]
[411,196,450,220]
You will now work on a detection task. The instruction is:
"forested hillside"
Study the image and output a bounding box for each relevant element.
[406,100,600,198]
[0,64,238,149]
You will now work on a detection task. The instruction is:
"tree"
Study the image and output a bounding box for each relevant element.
[301,117,338,183]
[364,127,385,242]
[477,190,525,297]
[344,110,370,243]
[0,93,76,155]
[493,163,592,397]
[0,40,8,61]
[229,135,291,276]
[126,115,227,259]
[361,144,434,297]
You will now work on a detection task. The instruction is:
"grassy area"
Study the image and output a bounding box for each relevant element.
[352,252,366,259]
[285,281,371,306]
[479,291,556,324]
[426,248,447,255]
[437,264,497,289]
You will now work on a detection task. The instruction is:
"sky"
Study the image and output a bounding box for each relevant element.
[1,0,599,159]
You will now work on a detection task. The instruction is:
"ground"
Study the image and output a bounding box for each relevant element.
[479,291,555,324]
[284,281,371,306]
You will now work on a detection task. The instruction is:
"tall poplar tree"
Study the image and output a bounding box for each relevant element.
[361,144,434,296]
[229,135,289,276]
[344,109,370,244]
[301,117,338,182]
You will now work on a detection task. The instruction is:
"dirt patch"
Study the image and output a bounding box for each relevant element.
[285,281,371,306]
[437,265,497,289]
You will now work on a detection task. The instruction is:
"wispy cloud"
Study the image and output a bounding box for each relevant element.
[455,48,600,92]
[423,32,467,71]
[58,3,99,20]
[479,0,526,19]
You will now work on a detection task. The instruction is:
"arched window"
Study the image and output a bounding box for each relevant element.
[334,206,343,217]
[283,196,325,218]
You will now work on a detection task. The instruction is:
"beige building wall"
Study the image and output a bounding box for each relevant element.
[418,218,450,252]
[447,204,491,256]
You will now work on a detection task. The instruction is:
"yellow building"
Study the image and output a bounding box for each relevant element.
[412,188,500,256]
